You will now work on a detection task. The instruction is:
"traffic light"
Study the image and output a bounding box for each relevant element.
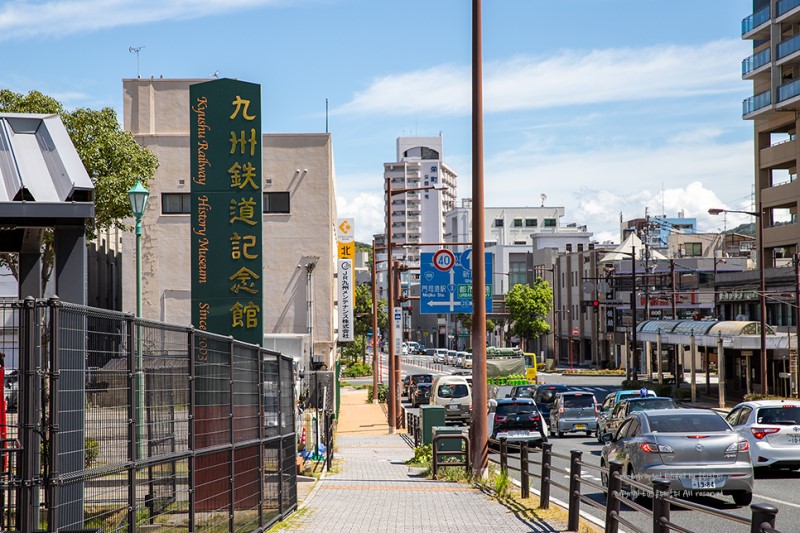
[592,300,600,312]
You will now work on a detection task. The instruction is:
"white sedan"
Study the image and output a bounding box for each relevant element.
[725,400,800,470]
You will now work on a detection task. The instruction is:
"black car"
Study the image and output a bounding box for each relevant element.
[507,384,538,399]
[410,382,432,407]
[489,398,547,445]
[402,375,411,397]
[406,373,433,399]
[533,384,569,425]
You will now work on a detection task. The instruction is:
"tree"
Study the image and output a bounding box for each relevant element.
[505,278,553,350]
[0,90,160,291]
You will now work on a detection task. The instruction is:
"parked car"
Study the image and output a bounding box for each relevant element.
[424,348,436,357]
[410,382,433,407]
[550,391,598,437]
[431,375,472,423]
[507,384,538,399]
[725,399,800,470]
[488,398,549,445]
[407,373,434,400]
[533,384,569,426]
[600,409,754,506]
[596,389,657,442]
[600,397,678,441]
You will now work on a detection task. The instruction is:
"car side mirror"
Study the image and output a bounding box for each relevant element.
[601,432,614,443]
[505,394,511,398]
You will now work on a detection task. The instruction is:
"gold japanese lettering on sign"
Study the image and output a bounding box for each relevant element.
[230,301,261,328]
[229,96,256,121]
[229,129,257,156]
[230,197,258,225]
[231,232,258,260]
[229,266,260,295]
[228,161,259,190]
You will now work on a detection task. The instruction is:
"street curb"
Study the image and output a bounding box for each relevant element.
[296,467,327,510]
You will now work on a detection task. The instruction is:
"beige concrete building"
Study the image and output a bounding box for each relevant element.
[742,1,800,265]
[121,78,338,369]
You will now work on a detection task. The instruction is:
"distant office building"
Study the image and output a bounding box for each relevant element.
[622,213,696,251]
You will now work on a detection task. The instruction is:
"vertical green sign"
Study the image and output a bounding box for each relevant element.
[190,79,263,346]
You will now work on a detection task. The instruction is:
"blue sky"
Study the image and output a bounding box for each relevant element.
[1,0,758,243]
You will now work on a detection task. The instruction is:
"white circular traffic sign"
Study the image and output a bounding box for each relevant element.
[432,249,456,272]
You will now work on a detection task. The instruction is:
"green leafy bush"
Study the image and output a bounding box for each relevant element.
[406,444,432,467]
[341,362,372,377]
[744,393,791,401]
[365,384,388,403]
[85,438,100,467]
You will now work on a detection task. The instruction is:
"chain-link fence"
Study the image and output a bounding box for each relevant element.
[0,297,297,532]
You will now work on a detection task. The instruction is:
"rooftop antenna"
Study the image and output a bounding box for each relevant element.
[539,193,547,207]
[210,70,220,78]
[325,98,329,133]
[128,46,145,78]
[661,181,666,217]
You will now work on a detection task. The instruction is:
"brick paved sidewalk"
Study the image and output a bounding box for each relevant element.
[278,386,568,533]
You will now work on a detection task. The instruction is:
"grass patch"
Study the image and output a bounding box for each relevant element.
[266,506,312,532]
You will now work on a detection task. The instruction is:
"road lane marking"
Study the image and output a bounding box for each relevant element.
[752,494,800,509]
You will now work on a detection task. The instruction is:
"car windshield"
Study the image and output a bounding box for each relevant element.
[629,399,676,411]
[496,403,536,416]
[412,375,432,384]
[563,395,594,408]
[756,406,800,425]
[648,413,730,433]
[438,384,468,399]
[514,387,536,398]
[538,390,559,403]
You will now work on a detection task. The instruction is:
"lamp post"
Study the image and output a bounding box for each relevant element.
[128,179,149,460]
[385,174,444,432]
[604,249,639,382]
[709,204,768,395]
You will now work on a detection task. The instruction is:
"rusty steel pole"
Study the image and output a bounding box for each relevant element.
[385,176,396,433]
[470,0,488,479]
[371,240,379,402]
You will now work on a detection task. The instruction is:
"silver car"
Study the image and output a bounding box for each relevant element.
[550,391,598,437]
[600,409,754,506]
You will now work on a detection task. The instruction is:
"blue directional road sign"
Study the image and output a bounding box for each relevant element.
[420,249,492,314]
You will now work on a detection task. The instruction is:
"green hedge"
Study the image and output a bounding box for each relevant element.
[341,362,372,378]
[366,384,388,403]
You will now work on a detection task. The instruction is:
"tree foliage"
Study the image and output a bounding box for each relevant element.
[0,90,160,290]
[505,278,553,345]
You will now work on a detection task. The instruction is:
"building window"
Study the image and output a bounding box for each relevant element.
[685,242,702,257]
[509,262,527,287]
[525,219,537,227]
[495,218,504,227]
[544,218,556,227]
[264,192,290,214]
[485,241,497,248]
[162,193,190,214]
[513,218,523,227]
[514,241,526,245]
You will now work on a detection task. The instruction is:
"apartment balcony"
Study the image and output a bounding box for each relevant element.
[743,90,772,118]
[762,178,800,206]
[742,48,771,79]
[777,79,800,108]
[777,0,800,23]
[742,5,770,39]
[777,33,800,64]
[759,137,798,169]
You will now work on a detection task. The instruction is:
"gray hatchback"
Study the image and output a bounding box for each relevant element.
[550,391,598,437]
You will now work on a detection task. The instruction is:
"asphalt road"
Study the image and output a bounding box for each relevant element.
[382,354,800,533]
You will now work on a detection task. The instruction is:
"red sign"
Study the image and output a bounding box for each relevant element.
[571,327,580,336]
[432,249,455,272]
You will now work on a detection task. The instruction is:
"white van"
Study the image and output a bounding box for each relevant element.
[431,375,472,423]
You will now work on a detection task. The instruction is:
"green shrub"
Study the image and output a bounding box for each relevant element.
[744,393,791,401]
[494,468,510,498]
[406,444,432,467]
[85,438,100,468]
[342,362,372,378]
[675,388,692,401]
[365,384,388,403]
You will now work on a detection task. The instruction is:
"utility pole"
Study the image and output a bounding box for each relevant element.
[631,247,639,382]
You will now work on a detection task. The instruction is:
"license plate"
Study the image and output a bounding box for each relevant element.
[447,404,460,411]
[691,478,716,489]
[575,424,586,429]
[789,434,800,444]
[509,430,530,437]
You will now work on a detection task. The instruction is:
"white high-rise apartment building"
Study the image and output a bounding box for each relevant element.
[383,136,457,279]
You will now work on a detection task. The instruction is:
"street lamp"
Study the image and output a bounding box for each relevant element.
[385,173,444,432]
[708,204,768,395]
[604,248,639,382]
[127,179,149,460]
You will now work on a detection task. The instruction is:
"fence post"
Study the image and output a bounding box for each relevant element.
[750,502,778,533]
[652,478,671,533]
[47,299,62,533]
[520,442,529,499]
[540,441,552,509]
[568,450,582,532]
[605,461,623,533]
[499,438,508,475]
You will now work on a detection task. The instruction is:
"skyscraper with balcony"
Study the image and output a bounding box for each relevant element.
[742,0,800,265]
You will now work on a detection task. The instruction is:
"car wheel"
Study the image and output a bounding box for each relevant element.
[732,491,753,506]
[585,431,592,437]
[557,430,564,438]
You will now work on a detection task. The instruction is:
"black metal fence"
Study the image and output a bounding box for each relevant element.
[0,297,297,532]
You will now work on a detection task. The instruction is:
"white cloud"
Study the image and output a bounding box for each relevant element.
[0,0,289,39]
[336,191,384,243]
[337,40,747,117]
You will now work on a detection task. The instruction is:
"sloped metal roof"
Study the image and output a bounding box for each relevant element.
[0,113,93,204]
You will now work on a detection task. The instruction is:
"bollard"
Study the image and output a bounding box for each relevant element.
[499,438,508,475]
[540,441,552,509]
[750,502,778,533]
[568,450,582,532]
[605,461,623,533]
[652,478,671,533]
[520,442,529,499]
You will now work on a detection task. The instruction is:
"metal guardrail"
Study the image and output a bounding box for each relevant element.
[487,439,783,533]
[431,434,470,478]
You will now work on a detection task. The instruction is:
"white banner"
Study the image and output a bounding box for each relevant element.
[393,306,403,356]
[338,259,354,342]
